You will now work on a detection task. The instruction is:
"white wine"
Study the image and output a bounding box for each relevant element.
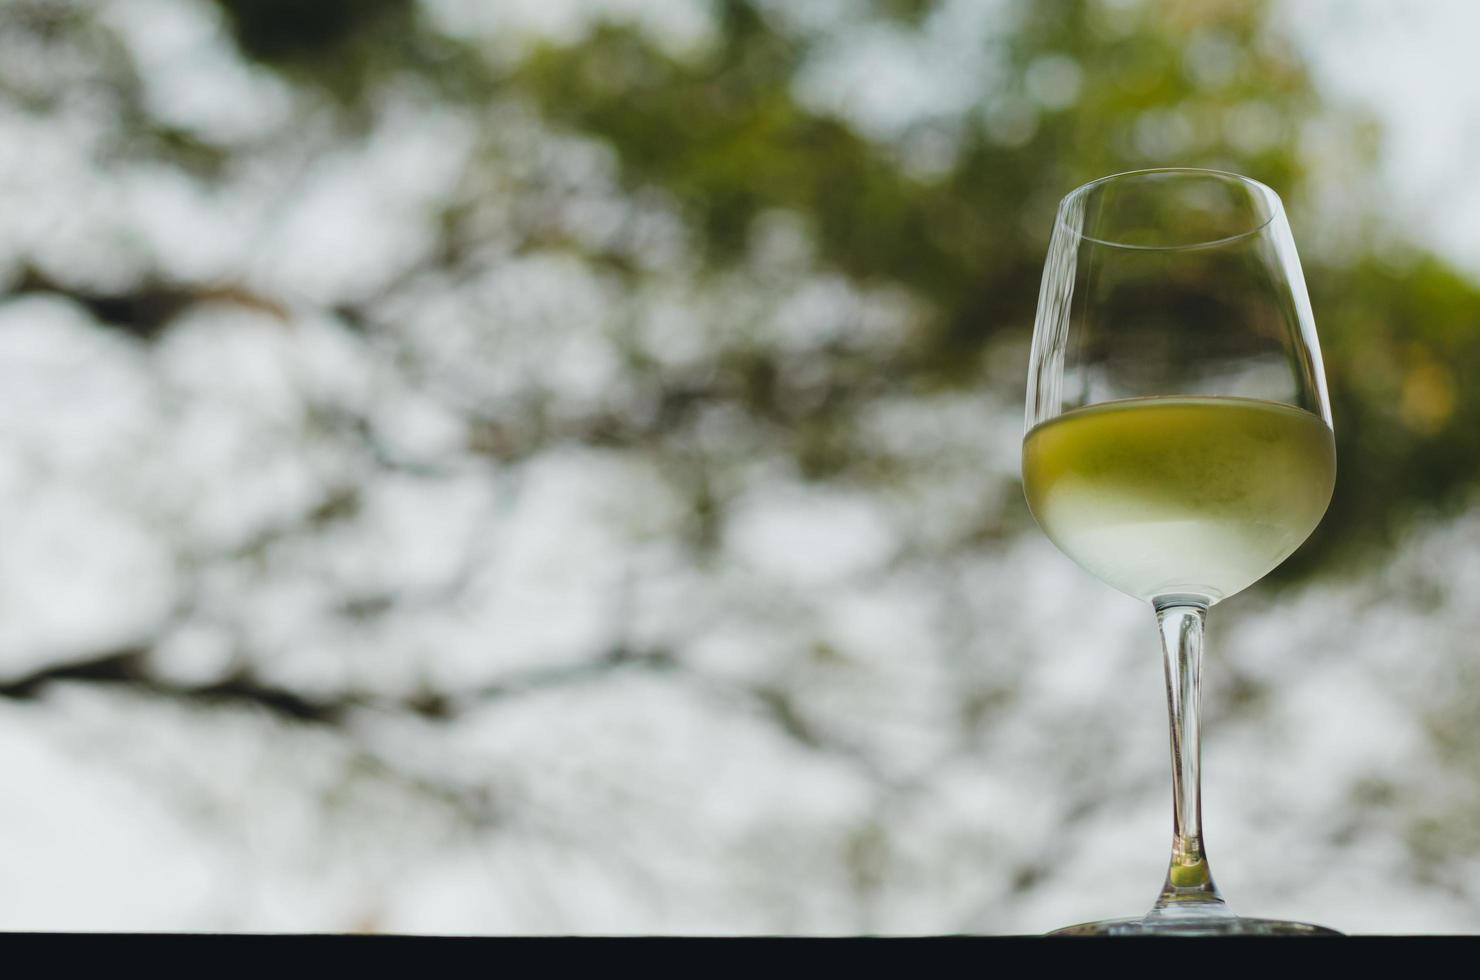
[1022,397,1335,603]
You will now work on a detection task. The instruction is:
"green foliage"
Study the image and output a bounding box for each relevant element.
[215,0,412,63]
[1295,254,1480,575]
[140,0,1480,577]
[213,0,437,106]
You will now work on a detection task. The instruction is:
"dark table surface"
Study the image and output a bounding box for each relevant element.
[0,932,1464,957]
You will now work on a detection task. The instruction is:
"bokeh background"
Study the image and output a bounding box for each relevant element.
[2,0,1480,934]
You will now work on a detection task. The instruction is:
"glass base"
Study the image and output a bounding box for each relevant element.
[1049,916,1342,937]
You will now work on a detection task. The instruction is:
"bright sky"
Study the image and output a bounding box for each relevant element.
[1286,0,1480,277]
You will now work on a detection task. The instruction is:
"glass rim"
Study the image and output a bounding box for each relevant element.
[1057,167,1282,252]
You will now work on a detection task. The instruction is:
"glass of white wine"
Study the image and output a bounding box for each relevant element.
[1023,169,1339,936]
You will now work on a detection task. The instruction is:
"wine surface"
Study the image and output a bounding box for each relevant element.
[1022,396,1335,603]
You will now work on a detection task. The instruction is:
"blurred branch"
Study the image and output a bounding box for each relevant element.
[0,645,347,722]
[7,265,291,339]
[0,642,679,726]
[0,637,885,781]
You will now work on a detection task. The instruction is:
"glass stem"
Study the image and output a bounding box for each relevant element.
[1147,598,1231,920]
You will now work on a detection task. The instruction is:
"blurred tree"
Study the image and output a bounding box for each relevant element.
[2,0,1480,933]
[188,0,1480,573]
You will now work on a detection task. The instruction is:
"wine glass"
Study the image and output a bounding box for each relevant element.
[1022,168,1339,936]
